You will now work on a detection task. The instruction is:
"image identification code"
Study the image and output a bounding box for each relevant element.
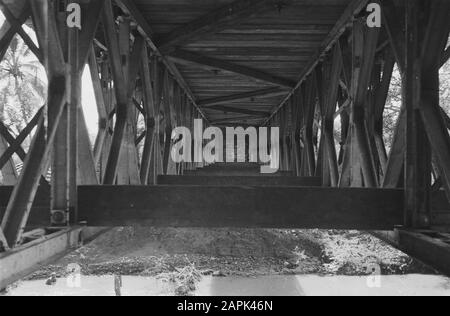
[177,300,273,313]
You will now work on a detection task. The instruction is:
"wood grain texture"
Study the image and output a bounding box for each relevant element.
[158,175,322,186]
[78,185,404,229]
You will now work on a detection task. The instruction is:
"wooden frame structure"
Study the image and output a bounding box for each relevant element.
[0,0,450,288]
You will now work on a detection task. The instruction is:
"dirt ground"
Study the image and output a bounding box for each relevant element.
[27,228,435,282]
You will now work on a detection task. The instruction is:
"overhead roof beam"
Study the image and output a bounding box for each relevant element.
[209,116,265,125]
[205,105,270,116]
[264,0,371,124]
[157,0,293,53]
[169,49,296,88]
[199,87,287,107]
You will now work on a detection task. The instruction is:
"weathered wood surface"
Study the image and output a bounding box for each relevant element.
[127,0,355,125]
[0,186,50,228]
[1,186,445,229]
[78,185,404,229]
[0,227,106,291]
[158,175,322,186]
[374,229,450,276]
[184,169,295,176]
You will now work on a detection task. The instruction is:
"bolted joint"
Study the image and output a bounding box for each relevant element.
[51,209,69,227]
[146,117,156,129]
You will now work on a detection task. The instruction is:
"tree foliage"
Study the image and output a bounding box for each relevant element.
[0,35,46,138]
[383,41,450,150]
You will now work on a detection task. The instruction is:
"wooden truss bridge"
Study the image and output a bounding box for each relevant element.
[1,0,450,289]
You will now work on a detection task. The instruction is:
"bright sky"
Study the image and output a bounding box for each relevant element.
[81,67,99,142]
[0,13,99,143]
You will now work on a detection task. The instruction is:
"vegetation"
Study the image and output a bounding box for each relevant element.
[0,35,46,143]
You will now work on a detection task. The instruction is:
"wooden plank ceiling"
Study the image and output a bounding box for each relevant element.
[130,0,353,126]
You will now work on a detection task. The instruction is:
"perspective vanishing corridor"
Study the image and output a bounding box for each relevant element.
[0,0,449,295]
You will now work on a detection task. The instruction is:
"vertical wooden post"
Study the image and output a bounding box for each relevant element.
[67,18,80,222]
[102,1,128,184]
[338,94,351,187]
[99,58,114,182]
[350,20,379,188]
[338,38,354,187]
[1,0,67,246]
[140,46,156,184]
[279,108,288,171]
[288,99,297,173]
[301,78,316,177]
[162,70,172,175]
[152,58,164,179]
[285,103,293,171]
[373,51,395,173]
[404,0,432,228]
[292,90,303,176]
[51,0,69,224]
[317,45,341,187]
[116,20,142,185]
[90,46,108,167]
[418,1,450,204]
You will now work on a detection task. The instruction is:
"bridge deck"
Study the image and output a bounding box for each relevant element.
[121,0,357,126]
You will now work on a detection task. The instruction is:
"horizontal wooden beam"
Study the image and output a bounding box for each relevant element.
[199,88,287,107]
[374,229,450,276]
[184,169,294,176]
[168,49,296,88]
[0,228,82,290]
[0,227,106,290]
[0,186,50,228]
[5,185,447,228]
[209,115,263,123]
[205,105,270,116]
[158,175,322,187]
[78,186,404,230]
[157,0,292,52]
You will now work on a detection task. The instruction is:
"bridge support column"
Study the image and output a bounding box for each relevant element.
[1,0,67,246]
[404,0,432,228]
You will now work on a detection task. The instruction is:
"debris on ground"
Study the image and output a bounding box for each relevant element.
[26,228,436,295]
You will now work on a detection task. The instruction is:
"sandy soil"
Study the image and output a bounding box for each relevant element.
[27,228,435,282]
